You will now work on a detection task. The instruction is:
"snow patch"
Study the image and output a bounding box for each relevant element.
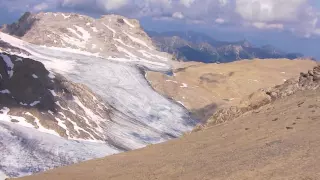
[67,28,83,39]
[58,112,67,119]
[68,108,76,115]
[48,89,57,96]
[91,27,98,32]
[123,32,152,50]
[114,38,134,49]
[107,56,166,67]
[0,107,34,128]
[166,80,178,84]
[115,45,136,59]
[123,19,135,28]
[61,13,71,19]
[55,101,68,111]
[30,101,40,107]
[139,50,168,62]
[177,101,185,106]
[48,72,55,79]
[19,102,28,106]
[74,25,91,41]
[55,117,70,136]
[180,83,188,88]
[102,23,116,37]
[32,74,38,79]
[62,34,86,48]
[15,57,23,62]
[0,89,10,94]
[48,110,54,116]
[73,96,104,125]
[25,112,59,136]
[0,54,14,78]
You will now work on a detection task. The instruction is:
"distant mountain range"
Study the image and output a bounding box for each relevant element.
[147,31,304,63]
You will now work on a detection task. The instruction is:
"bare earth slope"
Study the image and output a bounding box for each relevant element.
[146,59,317,121]
[18,70,320,180]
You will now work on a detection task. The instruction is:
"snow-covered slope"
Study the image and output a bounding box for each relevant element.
[0,12,196,179]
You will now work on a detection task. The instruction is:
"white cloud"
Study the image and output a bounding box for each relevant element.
[33,2,49,12]
[219,0,229,6]
[97,0,129,11]
[180,0,196,7]
[215,18,225,24]
[252,22,284,29]
[235,0,307,22]
[234,0,320,36]
[172,12,184,19]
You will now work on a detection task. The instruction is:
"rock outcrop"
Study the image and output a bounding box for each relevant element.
[0,52,114,141]
[204,65,320,127]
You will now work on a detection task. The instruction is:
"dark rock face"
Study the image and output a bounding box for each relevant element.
[0,52,112,141]
[147,31,304,63]
[205,65,320,127]
[1,12,37,37]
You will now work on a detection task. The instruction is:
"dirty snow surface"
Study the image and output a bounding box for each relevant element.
[0,32,196,178]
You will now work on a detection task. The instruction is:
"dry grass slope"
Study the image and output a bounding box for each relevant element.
[147,59,317,121]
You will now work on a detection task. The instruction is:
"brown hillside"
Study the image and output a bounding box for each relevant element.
[147,59,317,121]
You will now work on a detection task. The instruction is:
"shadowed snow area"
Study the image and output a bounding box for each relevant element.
[0,13,196,178]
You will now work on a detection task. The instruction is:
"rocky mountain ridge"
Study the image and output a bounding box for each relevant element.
[1,12,171,69]
[148,31,304,63]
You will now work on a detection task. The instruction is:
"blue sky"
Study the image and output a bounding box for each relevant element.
[0,0,319,59]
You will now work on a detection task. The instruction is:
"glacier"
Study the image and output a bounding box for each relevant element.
[0,31,197,178]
